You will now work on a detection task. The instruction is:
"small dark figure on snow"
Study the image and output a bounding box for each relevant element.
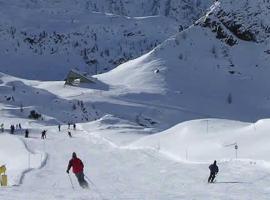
[25,129,29,138]
[68,131,72,138]
[19,123,22,129]
[208,160,219,183]
[68,122,71,129]
[73,123,76,130]
[0,123,4,132]
[41,130,47,139]
[66,152,88,188]
[10,125,15,134]
[58,124,61,132]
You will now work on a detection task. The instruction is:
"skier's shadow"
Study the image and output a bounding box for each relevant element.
[215,181,251,184]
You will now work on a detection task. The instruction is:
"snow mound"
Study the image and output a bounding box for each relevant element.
[130,119,270,162]
[0,134,46,186]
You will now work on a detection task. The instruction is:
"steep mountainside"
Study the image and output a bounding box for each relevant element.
[0,0,211,80]
[97,0,270,125]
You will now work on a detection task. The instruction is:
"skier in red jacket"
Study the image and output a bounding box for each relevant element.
[66,152,88,188]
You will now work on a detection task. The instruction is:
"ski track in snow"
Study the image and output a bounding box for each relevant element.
[1,123,270,200]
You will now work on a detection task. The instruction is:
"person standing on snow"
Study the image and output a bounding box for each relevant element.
[41,130,47,139]
[68,131,72,138]
[66,152,88,188]
[0,123,4,132]
[25,129,29,138]
[208,160,219,183]
[58,124,61,132]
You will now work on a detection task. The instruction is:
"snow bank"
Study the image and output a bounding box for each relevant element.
[0,134,46,186]
[130,119,270,162]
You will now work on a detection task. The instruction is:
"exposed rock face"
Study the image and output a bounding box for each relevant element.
[198,0,270,46]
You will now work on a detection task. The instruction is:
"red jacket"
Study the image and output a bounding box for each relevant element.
[68,158,84,174]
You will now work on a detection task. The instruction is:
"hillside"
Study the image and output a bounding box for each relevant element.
[97,0,270,125]
[0,0,211,80]
[1,1,270,199]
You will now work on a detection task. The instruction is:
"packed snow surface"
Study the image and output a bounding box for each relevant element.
[1,0,270,199]
[1,73,270,200]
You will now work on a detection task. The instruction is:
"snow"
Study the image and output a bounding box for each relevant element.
[1,114,270,199]
[0,133,46,186]
[95,0,270,125]
[0,0,212,80]
[1,70,270,199]
[130,119,270,162]
[1,0,270,199]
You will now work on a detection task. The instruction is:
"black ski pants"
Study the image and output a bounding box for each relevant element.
[208,172,216,183]
[75,172,89,188]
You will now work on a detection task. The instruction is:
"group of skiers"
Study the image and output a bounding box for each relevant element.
[58,123,77,138]
[2,120,220,188]
[0,123,23,134]
[9,123,22,134]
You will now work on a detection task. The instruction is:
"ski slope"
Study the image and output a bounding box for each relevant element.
[1,0,270,199]
[131,119,270,162]
[0,116,270,200]
[1,116,270,199]
[1,73,270,199]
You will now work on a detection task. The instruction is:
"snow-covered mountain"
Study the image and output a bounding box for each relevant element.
[97,0,270,125]
[0,0,211,80]
[2,1,270,199]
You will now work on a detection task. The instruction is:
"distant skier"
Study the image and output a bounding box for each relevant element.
[208,160,219,183]
[66,152,88,188]
[0,123,4,132]
[25,129,29,138]
[68,131,72,138]
[68,122,71,129]
[58,124,61,132]
[41,130,47,139]
[73,123,76,130]
[10,125,15,134]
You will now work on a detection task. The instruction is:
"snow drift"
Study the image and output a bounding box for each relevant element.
[0,134,46,186]
[130,119,270,162]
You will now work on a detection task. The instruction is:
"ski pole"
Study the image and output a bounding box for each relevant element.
[85,175,95,187]
[68,174,75,190]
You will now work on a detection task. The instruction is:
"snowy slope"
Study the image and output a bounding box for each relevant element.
[0,0,212,80]
[0,73,101,124]
[131,119,270,162]
[1,1,270,199]
[1,108,270,199]
[97,0,270,125]
[0,134,46,186]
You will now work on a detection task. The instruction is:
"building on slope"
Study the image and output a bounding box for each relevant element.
[65,69,96,85]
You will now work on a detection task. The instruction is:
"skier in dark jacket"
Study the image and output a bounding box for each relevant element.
[25,129,29,138]
[208,160,219,183]
[41,130,47,139]
[66,152,88,188]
